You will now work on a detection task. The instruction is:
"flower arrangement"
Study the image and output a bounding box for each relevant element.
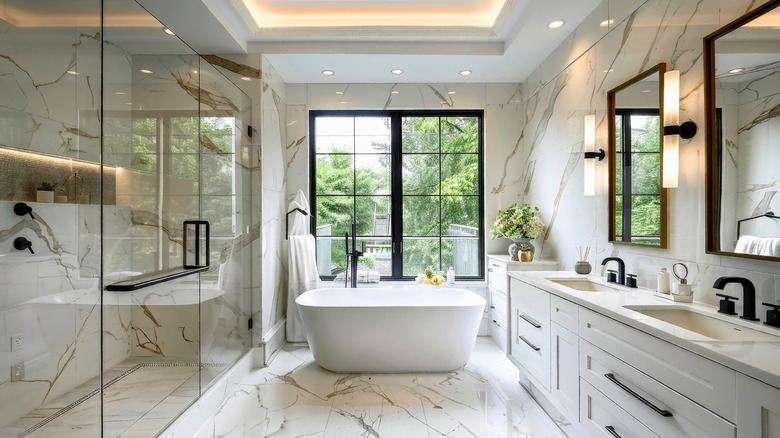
[490,203,545,239]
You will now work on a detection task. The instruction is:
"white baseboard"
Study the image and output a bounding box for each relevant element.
[259,317,286,366]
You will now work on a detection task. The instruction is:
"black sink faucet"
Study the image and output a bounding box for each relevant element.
[601,257,625,285]
[713,277,759,321]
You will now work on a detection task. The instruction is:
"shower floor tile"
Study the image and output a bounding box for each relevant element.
[2,359,200,438]
[198,338,566,438]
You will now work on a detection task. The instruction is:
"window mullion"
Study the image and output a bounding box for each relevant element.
[391,113,403,279]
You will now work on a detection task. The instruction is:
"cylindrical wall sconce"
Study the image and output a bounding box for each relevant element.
[662,70,697,188]
[583,114,604,196]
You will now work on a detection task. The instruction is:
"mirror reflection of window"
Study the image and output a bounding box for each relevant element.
[614,110,662,245]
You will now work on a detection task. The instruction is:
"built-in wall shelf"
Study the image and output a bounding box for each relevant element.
[105,266,208,292]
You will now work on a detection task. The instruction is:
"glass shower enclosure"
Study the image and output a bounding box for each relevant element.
[0,0,253,435]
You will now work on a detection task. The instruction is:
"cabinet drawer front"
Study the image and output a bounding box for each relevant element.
[581,341,736,438]
[510,278,550,321]
[581,380,660,438]
[487,260,508,293]
[551,295,578,333]
[511,307,550,390]
[579,308,736,421]
[490,319,508,353]
[489,289,508,322]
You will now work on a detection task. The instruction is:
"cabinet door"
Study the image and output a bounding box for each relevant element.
[737,374,780,438]
[551,322,579,421]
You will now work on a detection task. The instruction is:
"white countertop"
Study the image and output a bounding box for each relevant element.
[508,271,780,390]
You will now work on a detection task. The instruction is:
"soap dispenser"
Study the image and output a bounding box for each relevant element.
[447,266,455,284]
[657,268,670,294]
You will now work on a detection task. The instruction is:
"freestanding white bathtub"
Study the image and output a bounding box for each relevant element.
[295,287,487,373]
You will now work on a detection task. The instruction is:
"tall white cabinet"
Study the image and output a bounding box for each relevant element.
[486,255,556,354]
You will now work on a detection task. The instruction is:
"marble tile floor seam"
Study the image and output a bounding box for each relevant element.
[198,338,566,438]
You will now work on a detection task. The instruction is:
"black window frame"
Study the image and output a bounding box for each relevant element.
[309,109,485,281]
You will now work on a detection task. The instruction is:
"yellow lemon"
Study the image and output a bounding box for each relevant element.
[422,278,432,285]
[431,275,445,285]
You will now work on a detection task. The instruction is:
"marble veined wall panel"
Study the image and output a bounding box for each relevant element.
[0,202,131,428]
[261,58,288,338]
[515,0,780,316]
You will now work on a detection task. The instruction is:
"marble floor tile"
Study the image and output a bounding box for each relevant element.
[203,338,565,438]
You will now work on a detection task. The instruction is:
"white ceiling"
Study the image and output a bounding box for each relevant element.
[140,0,604,83]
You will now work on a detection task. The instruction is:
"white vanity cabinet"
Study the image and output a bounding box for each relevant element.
[509,277,551,391]
[550,296,579,421]
[736,374,780,437]
[486,255,556,353]
[579,308,737,438]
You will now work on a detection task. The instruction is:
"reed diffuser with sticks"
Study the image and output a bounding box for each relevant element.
[575,246,592,274]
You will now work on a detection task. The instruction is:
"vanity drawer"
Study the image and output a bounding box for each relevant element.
[581,379,659,438]
[579,308,736,421]
[489,313,508,352]
[581,341,736,438]
[487,260,508,294]
[489,289,508,322]
[550,295,578,333]
[510,278,550,321]
[511,305,550,390]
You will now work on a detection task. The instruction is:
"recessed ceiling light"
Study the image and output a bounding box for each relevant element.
[241,77,252,81]
[548,19,565,29]
[66,70,79,75]
[391,69,404,75]
[125,102,132,105]
[642,89,652,93]
[336,91,344,95]
[604,68,615,73]
[163,28,175,36]
[339,101,348,104]
[115,91,126,95]
[600,19,614,27]
[728,68,744,74]
[322,70,335,76]
[140,69,153,74]
[192,70,198,75]
[447,91,456,95]
[459,70,472,76]
[391,90,400,94]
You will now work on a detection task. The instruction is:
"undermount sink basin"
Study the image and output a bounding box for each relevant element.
[547,278,620,292]
[625,305,780,342]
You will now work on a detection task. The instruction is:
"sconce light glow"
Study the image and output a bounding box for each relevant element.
[661,69,700,188]
[583,114,597,196]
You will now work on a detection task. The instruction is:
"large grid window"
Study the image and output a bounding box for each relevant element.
[310,110,484,280]
[614,109,662,245]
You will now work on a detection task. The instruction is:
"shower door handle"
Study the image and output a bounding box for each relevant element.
[183,220,210,268]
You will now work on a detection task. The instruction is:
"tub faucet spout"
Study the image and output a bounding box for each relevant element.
[345,223,363,288]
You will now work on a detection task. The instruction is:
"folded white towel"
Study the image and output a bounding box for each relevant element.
[735,235,780,256]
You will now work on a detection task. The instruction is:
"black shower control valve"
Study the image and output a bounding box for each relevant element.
[13,237,34,254]
[716,293,738,315]
[13,202,35,220]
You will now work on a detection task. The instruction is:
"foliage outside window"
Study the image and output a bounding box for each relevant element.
[614,110,662,244]
[311,111,484,280]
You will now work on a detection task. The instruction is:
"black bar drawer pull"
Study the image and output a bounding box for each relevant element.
[492,319,501,328]
[605,425,621,438]
[604,373,673,417]
[518,335,540,351]
[518,311,541,328]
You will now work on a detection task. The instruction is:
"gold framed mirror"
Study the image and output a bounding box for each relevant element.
[705,1,780,262]
[608,63,667,248]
